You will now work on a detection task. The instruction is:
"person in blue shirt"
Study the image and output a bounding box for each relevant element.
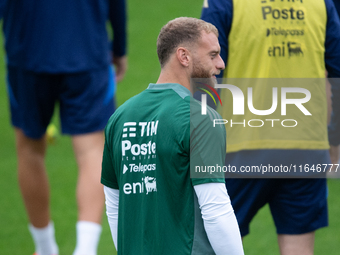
[328,0,340,166]
[200,0,340,254]
[1,1,127,254]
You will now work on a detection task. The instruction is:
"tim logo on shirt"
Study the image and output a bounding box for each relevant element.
[121,121,159,157]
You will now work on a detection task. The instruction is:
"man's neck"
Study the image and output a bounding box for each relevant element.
[156,68,192,93]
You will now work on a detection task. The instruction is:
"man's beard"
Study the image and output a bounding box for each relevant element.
[191,59,216,92]
[191,59,212,79]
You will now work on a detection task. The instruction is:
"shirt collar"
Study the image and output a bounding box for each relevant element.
[147,83,192,99]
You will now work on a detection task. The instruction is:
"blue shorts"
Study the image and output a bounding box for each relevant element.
[7,65,116,139]
[226,178,328,236]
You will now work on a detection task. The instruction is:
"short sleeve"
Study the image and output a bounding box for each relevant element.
[190,98,226,185]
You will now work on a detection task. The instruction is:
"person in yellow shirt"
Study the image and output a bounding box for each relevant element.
[200,0,340,254]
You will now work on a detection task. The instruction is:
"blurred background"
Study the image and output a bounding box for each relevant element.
[0,0,339,254]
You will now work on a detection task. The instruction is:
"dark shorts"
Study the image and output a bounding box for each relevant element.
[7,65,116,139]
[226,178,328,236]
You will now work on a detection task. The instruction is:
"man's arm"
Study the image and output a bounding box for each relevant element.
[0,0,6,19]
[201,0,232,78]
[194,0,232,106]
[109,0,127,82]
[104,186,119,249]
[325,0,340,162]
[194,183,244,255]
[329,145,340,164]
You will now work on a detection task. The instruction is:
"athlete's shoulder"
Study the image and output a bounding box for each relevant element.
[106,85,191,133]
[190,97,223,129]
[146,83,192,116]
[325,0,340,26]
[325,0,340,18]
[202,0,232,12]
[105,91,145,134]
[201,0,233,26]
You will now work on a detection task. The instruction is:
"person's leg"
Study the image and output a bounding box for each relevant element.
[16,128,49,227]
[59,67,115,255]
[278,232,315,255]
[225,178,274,237]
[7,66,60,255]
[72,132,105,223]
[16,128,58,255]
[270,179,328,255]
[72,132,105,255]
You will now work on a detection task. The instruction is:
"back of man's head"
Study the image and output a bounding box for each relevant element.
[157,17,218,68]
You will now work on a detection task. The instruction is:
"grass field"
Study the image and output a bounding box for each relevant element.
[0,0,339,254]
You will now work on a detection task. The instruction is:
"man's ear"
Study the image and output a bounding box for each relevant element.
[176,47,191,67]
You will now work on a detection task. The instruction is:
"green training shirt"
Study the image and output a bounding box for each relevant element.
[101,83,226,255]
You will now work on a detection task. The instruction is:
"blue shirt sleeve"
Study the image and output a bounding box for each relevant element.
[325,0,340,145]
[109,0,127,57]
[201,0,232,78]
[333,0,340,16]
[325,0,340,78]
[0,0,6,19]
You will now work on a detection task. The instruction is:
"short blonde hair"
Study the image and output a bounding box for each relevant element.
[157,17,218,67]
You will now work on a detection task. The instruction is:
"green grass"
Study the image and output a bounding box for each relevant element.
[0,1,339,254]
